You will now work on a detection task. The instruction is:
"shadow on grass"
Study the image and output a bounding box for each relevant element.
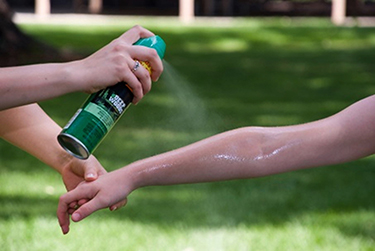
[0,195,57,220]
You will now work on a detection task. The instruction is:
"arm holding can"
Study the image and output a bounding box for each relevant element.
[0,25,163,111]
[0,104,126,208]
[57,94,375,234]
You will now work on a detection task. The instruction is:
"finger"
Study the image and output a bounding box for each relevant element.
[132,61,152,95]
[57,186,94,234]
[78,198,89,206]
[57,196,73,235]
[120,25,155,44]
[71,198,107,223]
[124,62,145,104]
[68,197,90,214]
[69,201,78,209]
[129,46,164,82]
[109,198,128,211]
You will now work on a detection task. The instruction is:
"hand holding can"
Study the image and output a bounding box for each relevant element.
[58,35,166,159]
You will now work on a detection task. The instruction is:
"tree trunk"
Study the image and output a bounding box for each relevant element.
[0,0,73,67]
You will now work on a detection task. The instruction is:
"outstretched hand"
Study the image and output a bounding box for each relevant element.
[59,156,128,221]
[57,168,133,235]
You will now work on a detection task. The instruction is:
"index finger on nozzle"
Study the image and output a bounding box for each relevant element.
[120,25,155,44]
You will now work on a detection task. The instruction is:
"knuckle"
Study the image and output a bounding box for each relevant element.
[131,83,143,94]
[59,194,68,204]
[148,48,158,59]
[112,41,130,54]
[141,68,151,79]
[132,25,142,32]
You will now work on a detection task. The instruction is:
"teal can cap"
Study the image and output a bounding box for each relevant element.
[134,35,166,59]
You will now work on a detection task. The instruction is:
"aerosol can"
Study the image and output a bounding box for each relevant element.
[58,35,166,159]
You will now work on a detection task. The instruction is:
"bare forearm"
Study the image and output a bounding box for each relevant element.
[127,125,332,188]
[0,63,81,110]
[127,96,375,189]
[0,104,74,173]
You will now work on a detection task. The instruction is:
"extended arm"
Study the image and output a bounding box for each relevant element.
[57,95,375,234]
[0,104,78,175]
[132,95,375,185]
[109,94,375,187]
[0,103,127,209]
[0,25,163,110]
[0,103,108,187]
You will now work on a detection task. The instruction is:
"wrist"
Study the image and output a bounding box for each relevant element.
[62,60,87,93]
[51,148,75,175]
[119,160,149,192]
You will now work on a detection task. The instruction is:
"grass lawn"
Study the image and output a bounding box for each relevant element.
[1,16,375,250]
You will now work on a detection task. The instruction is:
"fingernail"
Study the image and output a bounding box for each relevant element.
[110,206,117,211]
[86,173,95,180]
[62,227,69,235]
[72,212,81,222]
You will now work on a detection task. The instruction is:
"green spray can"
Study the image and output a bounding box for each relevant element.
[58,35,166,159]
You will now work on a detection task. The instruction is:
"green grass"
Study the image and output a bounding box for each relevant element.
[1,17,375,250]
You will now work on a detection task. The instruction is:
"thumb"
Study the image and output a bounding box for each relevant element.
[84,165,98,182]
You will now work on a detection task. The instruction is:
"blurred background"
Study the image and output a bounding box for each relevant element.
[7,0,375,17]
[1,0,375,250]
